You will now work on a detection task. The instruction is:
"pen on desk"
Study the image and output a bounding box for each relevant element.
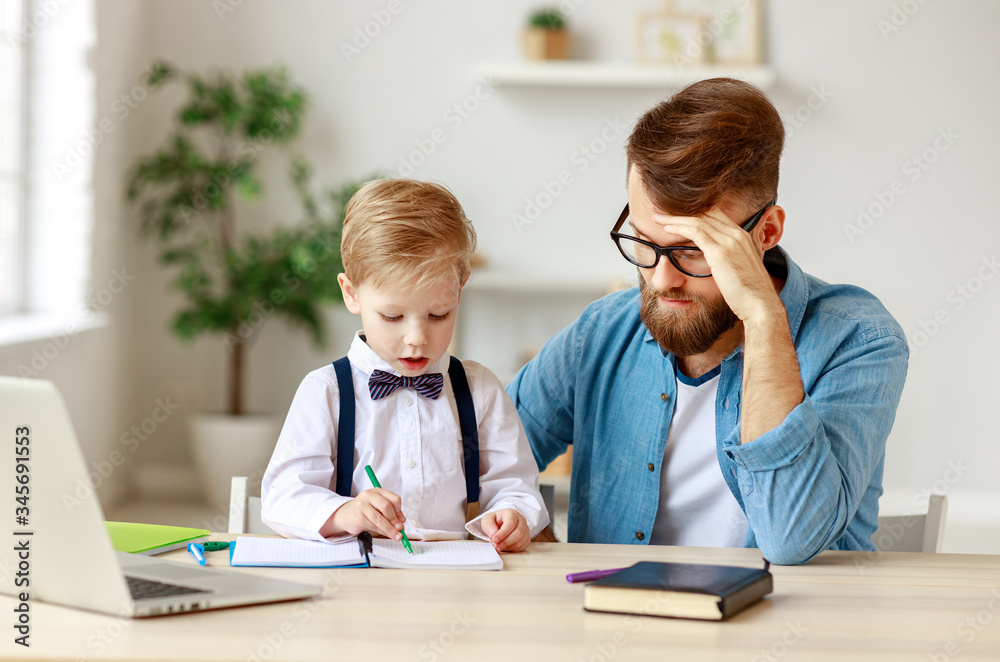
[565,567,627,583]
[202,541,230,552]
[187,542,206,566]
[364,464,413,554]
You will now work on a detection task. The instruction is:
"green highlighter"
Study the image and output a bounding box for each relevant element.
[364,464,413,554]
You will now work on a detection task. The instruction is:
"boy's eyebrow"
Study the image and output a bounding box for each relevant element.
[375,298,460,314]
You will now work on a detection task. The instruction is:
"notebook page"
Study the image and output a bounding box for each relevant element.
[230,536,366,567]
[369,539,503,571]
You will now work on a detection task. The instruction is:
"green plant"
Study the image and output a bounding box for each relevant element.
[127,62,363,416]
[528,8,566,31]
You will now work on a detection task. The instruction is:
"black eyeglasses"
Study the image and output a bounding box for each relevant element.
[610,200,776,277]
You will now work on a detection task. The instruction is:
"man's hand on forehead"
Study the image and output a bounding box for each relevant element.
[653,207,777,323]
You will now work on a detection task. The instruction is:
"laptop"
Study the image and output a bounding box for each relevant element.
[0,376,320,617]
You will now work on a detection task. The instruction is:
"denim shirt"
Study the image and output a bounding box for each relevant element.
[507,248,908,565]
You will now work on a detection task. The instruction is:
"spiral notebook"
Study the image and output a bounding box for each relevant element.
[229,534,504,571]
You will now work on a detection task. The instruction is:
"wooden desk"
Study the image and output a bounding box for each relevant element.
[5,542,1000,661]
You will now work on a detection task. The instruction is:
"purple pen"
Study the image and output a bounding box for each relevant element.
[565,567,627,583]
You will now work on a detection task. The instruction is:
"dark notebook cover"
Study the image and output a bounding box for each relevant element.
[584,561,773,620]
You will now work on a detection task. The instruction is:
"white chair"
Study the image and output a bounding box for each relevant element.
[539,483,556,528]
[872,494,947,553]
[228,476,278,535]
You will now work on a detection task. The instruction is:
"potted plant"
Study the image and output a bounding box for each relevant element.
[523,8,570,60]
[127,62,363,505]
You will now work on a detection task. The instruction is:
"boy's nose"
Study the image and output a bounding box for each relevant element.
[404,323,428,346]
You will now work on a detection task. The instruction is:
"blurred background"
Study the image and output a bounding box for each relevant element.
[0,0,997,552]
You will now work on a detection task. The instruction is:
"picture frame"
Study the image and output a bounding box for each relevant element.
[635,13,708,65]
[667,0,763,65]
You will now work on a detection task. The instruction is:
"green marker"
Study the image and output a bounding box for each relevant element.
[364,464,413,554]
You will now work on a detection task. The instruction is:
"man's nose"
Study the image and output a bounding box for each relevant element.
[648,255,688,292]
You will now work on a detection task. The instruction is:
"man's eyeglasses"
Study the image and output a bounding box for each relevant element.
[610,200,776,277]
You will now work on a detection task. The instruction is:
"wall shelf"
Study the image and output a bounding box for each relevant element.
[466,269,634,295]
[477,61,775,90]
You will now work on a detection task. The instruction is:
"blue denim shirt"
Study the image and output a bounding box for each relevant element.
[507,248,908,564]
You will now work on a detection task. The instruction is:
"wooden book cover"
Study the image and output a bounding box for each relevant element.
[584,561,772,620]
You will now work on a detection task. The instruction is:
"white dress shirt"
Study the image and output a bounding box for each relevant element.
[261,332,549,542]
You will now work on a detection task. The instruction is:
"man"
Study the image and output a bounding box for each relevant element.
[507,78,908,565]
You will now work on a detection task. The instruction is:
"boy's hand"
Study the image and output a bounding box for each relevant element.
[481,508,530,552]
[323,488,406,541]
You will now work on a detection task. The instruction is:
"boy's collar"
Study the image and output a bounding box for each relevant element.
[348,331,451,377]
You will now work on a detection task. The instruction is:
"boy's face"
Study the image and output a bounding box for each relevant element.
[338,274,462,376]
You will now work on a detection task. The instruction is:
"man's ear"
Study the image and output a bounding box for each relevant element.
[759,205,785,251]
[338,274,362,314]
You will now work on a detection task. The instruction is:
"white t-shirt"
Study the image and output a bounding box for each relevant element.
[649,367,749,547]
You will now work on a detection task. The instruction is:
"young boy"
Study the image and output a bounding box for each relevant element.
[261,179,548,552]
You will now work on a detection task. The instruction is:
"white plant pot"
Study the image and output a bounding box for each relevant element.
[189,413,282,509]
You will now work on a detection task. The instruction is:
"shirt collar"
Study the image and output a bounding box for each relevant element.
[772,246,808,339]
[345,331,452,377]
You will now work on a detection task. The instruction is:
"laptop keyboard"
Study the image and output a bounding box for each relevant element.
[126,575,210,600]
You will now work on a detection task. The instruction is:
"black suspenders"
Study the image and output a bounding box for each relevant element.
[331,357,480,518]
[332,357,356,499]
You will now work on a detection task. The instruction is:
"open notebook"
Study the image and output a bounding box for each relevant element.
[230,534,504,571]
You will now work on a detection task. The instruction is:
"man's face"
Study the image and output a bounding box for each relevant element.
[626,167,739,357]
[339,275,461,376]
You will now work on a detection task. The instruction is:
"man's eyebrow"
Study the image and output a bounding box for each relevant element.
[627,221,696,247]
[627,221,650,240]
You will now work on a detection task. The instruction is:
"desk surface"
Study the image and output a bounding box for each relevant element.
[4,540,1000,661]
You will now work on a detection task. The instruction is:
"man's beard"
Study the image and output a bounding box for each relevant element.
[638,274,739,357]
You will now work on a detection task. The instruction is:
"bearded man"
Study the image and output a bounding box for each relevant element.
[507,78,908,565]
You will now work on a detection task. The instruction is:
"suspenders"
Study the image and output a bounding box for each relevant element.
[331,356,481,520]
[332,357,356,499]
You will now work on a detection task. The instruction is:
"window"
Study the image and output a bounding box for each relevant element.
[0,0,96,342]
[0,0,26,315]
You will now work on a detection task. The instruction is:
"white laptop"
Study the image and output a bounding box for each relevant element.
[0,376,320,617]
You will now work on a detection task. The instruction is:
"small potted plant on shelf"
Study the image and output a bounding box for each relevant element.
[523,8,570,60]
[127,62,366,506]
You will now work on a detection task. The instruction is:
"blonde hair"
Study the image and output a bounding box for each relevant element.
[341,179,477,291]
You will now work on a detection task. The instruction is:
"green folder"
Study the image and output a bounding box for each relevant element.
[105,521,211,555]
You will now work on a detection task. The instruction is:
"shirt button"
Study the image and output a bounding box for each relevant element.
[635,531,645,541]
[403,397,414,406]
[406,458,416,468]
[660,393,669,402]
[647,463,655,471]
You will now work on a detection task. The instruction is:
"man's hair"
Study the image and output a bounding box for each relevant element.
[341,179,477,290]
[626,77,784,216]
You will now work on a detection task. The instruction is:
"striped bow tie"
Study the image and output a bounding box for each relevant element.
[368,369,444,400]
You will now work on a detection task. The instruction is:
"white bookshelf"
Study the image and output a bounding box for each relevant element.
[465,269,633,295]
[477,61,776,90]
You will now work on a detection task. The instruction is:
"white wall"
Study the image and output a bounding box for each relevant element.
[40,1,999,550]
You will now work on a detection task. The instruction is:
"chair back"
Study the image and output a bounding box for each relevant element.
[229,476,279,535]
[872,494,947,553]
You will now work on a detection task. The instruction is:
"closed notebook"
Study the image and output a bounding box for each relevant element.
[583,561,772,621]
[229,533,504,571]
[105,522,210,555]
